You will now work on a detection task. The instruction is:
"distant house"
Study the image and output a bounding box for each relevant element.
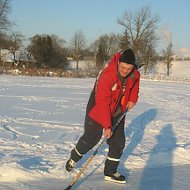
[0,49,14,63]
[0,49,35,68]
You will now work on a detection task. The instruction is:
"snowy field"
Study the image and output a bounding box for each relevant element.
[0,64,190,190]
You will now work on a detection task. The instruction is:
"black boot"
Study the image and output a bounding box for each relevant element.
[105,172,126,184]
[104,158,126,183]
[66,159,76,172]
[104,158,119,176]
[65,148,83,172]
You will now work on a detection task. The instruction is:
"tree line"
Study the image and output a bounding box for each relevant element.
[0,0,174,76]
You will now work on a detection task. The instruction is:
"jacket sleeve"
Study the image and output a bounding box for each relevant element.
[128,70,140,103]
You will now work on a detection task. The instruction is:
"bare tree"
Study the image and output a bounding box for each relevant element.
[50,34,68,68]
[140,43,158,74]
[118,6,160,71]
[0,31,8,48]
[0,0,11,30]
[51,34,66,49]
[96,46,104,69]
[162,42,173,76]
[27,35,53,68]
[70,30,86,70]
[28,34,68,68]
[8,31,23,65]
[0,0,11,48]
[120,29,130,51]
[91,33,122,68]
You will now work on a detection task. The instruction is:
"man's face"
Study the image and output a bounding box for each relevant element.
[118,62,134,77]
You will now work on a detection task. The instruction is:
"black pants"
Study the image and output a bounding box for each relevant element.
[70,115,126,175]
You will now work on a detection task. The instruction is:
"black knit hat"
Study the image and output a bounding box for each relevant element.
[119,48,136,65]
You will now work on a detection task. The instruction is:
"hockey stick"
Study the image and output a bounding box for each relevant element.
[64,108,128,190]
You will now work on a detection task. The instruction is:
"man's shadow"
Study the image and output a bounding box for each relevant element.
[119,108,157,176]
[139,124,176,190]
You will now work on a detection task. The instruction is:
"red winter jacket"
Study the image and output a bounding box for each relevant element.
[88,52,140,129]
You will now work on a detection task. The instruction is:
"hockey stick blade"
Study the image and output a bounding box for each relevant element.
[64,185,72,190]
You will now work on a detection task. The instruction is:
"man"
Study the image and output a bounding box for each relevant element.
[65,49,140,184]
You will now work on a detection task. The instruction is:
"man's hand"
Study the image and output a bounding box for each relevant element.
[127,101,135,111]
[104,128,113,139]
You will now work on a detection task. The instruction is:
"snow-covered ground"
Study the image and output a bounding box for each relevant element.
[0,61,190,190]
